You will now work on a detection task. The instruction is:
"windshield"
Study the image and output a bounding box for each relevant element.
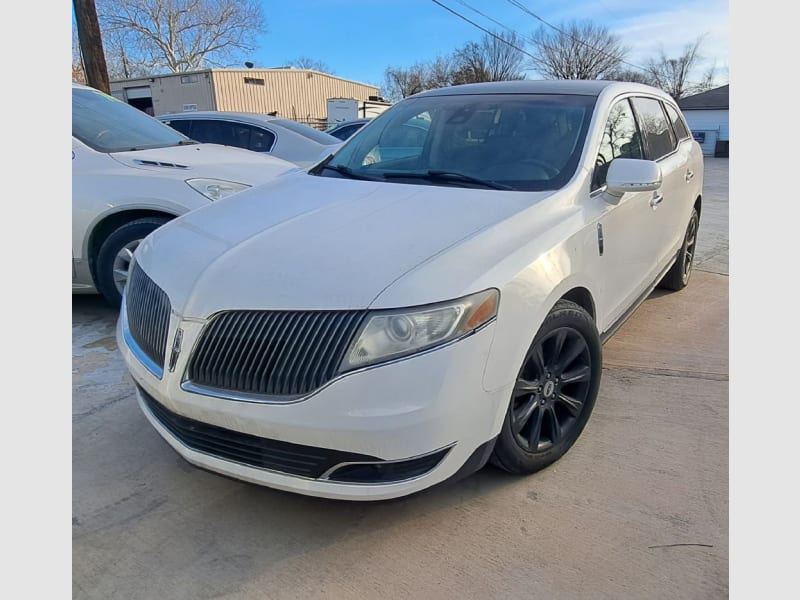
[72,87,193,152]
[317,93,596,191]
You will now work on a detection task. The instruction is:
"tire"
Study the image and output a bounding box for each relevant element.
[658,208,699,291]
[95,217,169,306]
[491,299,602,475]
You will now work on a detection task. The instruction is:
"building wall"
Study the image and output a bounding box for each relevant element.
[210,69,379,121]
[110,72,218,115]
[682,109,729,156]
[110,69,380,121]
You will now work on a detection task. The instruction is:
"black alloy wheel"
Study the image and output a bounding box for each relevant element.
[658,207,700,291]
[491,299,601,475]
[510,326,593,453]
[682,213,698,280]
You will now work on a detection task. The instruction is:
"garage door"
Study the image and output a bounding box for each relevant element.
[124,86,152,100]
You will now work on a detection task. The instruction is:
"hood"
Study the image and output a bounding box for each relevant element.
[110,143,299,184]
[136,172,551,317]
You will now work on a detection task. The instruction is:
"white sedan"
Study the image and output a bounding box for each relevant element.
[72,83,299,305]
[118,80,703,500]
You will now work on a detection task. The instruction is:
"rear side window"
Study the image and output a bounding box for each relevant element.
[664,103,691,141]
[592,98,644,191]
[165,119,193,137]
[632,97,677,160]
[329,124,361,141]
[249,126,276,152]
[188,119,242,147]
[273,119,340,145]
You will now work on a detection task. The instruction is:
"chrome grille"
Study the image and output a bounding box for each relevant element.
[186,310,367,397]
[125,263,171,371]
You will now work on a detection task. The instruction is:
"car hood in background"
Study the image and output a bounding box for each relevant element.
[110,143,299,184]
[135,172,551,317]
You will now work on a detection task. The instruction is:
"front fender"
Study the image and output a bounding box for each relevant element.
[482,234,601,393]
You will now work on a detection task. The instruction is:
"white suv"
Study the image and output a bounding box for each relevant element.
[118,80,703,500]
[72,83,298,305]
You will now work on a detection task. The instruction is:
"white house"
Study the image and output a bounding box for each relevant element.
[678,85,729,157]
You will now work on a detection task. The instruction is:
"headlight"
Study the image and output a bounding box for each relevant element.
[340,288,499,372]
[186,178,250,201]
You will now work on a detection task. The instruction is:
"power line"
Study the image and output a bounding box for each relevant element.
[452,0,529,42]
[433,0,651,75]
[430,0,539,62]
[503,0,649,72]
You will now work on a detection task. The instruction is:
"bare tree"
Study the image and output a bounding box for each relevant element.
[382,31,526,101]
[96,0,266,75]
[102,26,152,79]
[426,55,458,89]
[452,31,527,84]
[645,38,715,100]
[287,56,334,74]
[529,20,628,80]
[383,63,429,102]
[604,68,653,85]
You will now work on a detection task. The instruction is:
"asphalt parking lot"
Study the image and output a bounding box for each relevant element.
[73,158,729,599]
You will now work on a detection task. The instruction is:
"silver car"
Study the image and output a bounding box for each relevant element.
[158,111,342,167]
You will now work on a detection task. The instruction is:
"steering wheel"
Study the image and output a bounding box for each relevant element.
[595,153,608,167]
[520,158,560,178]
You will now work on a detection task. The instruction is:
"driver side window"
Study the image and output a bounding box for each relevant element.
[592,99,643,191]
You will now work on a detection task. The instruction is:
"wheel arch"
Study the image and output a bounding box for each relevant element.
[484,273,600,394]
[694,194,702,218]
[558,286,596,322]
[87,209,178,284]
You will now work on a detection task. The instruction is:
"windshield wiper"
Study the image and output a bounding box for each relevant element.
[318,164,384,182]
[381,170,513,190]
[308,153,334,175]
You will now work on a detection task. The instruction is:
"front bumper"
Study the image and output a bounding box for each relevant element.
[117,307,511,501]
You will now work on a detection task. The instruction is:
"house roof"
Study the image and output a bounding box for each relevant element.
[678,85,729,110]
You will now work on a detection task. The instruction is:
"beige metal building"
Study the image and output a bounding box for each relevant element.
[109,68,383,126]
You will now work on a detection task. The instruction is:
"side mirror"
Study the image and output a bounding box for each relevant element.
[605,158,662,194]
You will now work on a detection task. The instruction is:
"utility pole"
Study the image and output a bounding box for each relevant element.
[73,0,110,93]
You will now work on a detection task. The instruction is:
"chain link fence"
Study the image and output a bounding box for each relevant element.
[292,117,335,131]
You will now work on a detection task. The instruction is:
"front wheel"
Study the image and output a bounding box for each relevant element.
[491,299,602,475]
[95,217,168,306]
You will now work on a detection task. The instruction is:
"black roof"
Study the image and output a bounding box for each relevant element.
[678,85,729,110]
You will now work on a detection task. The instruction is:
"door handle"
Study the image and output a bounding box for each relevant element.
[685,170,694,182]
[650,193,663,208]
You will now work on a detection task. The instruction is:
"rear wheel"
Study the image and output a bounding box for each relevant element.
[95,217,168,306]
[658,208,699,291]
[491,300,602,475]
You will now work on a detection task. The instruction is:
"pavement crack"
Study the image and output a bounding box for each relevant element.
[648,543,714,549]
[72,392,133,420]
[603,365,728,382]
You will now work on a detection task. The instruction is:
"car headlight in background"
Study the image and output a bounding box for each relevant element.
[340,288,499,371]
[186,178,250,201]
